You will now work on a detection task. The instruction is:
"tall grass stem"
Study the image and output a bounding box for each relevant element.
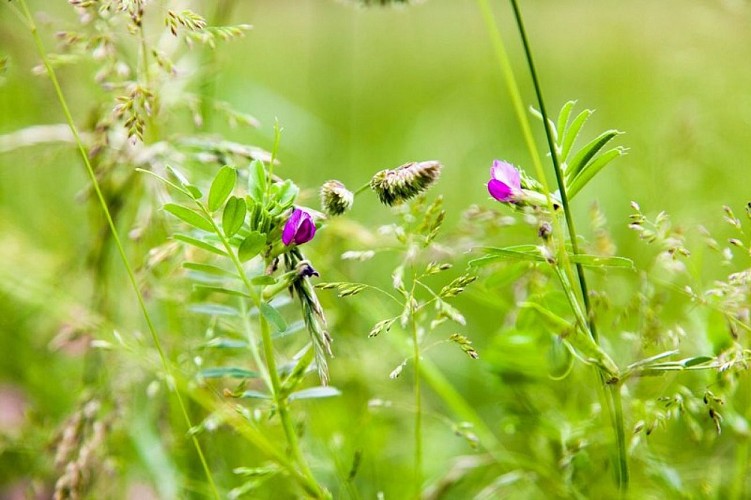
[411,311,423,497]
[507,0,629,491]
[15,1,219,497]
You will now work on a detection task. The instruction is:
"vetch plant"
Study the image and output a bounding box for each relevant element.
[147,156,334,497]
[4,0,751,497]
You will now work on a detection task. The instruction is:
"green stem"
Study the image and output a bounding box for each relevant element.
[198,206,327,498]
[411,308,423,497]
[14,1,219,497]
[507,0,595,340]
[199,0,236,130]
[138,21,160,142]
[610,384,629,492]
[259,313,320,492]
[475,0,577,291]
[354,181,371,196]
[239,299,274,393]
[507,0,628,491]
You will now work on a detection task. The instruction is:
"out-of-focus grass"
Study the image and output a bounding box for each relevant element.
[1,0,750,497]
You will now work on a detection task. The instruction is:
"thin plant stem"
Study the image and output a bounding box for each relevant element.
[354,181,371,196]
[199,0,236,129]
[609,383,629,491]
[14,1,220,497]
[321,267,565,496]
[507,0,629,491]
[410,302,423,497]
[258,313,320,491]
[196,205,327,499]
[507,0,595,340]
[239,299,274,393]
[474,0,579,294]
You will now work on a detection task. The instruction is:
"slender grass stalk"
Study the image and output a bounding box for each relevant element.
[507,0,594,340]
[137,21,160,141]
[506,0,629,491]
[321,267,565,496]
[13,1,219,497]
[410,304,423,497]
[199,0,236,129]
[474,0,580,303]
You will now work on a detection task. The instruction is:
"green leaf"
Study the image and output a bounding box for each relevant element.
[193,285,250,298]
[165,165,202,199]
[199,367,260,379]
[208,166,236,212]
[271,319,305,339]
[238,231,265,261]
[260,302,287,333]
[469,245,545,267]
[567,147,626,199]
[247,160,267,203]
[274,179,299,210]
[681,356,714,367]
[233,465,281,478]
[205,337,248,349]
[186,185,203,199]
[566,129,622,182]
[569,254,634,270]
[173,234,227,256]
[548,337,573,379]
[188,303,239,316]
[239,390,272,400]
[222,196,246,237]
[251,276,277,286]
[183,262,236,277]
[560,108,592,163]
[555,100,576,147]
[288,386,341,401]
[163,203,214,232]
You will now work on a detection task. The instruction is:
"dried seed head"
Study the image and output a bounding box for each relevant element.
[538,221,553,241]
[370,161,442,206]
[320,180,354,216]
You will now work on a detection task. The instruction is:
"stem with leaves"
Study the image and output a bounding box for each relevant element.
[507,0,629,491]
[192,186,328,499]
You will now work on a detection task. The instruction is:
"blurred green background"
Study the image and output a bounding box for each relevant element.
[1,0,751,498]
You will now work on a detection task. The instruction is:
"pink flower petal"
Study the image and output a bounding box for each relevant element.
[282,209,302,246]
[282,208,316,246]
[295,216,316,244]
[490,160,521,191]
[488,179,515,202]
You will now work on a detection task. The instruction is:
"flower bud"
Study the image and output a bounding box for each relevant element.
[370,160,442,206]
[320,180,354,216]
[282,208,316,246]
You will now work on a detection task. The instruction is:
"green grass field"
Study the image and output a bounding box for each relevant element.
[1,1,751,498]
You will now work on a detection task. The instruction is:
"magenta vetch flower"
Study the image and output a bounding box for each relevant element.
[282,208,316,246]
[487,160,522,202]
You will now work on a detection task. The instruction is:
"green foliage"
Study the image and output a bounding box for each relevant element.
[3,1,751,499]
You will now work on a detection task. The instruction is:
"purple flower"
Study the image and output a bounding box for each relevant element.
[487,160,522,202]
[282,208,316,246]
